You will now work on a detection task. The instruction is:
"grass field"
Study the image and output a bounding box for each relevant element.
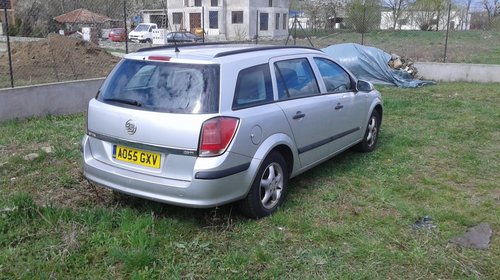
[0,82,499,278]
[291,29,500,64]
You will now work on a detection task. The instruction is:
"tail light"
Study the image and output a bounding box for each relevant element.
[199,117,239,157]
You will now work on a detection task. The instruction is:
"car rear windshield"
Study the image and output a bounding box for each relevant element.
[97,59,220,114]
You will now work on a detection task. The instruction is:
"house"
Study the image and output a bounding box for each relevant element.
[141,0,291,40]
[380,9,471,31]
[0,0,16,35]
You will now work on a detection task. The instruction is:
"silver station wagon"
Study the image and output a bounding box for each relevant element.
[81,44,383,218]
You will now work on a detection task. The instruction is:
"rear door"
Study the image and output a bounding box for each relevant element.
[87,58,220,180]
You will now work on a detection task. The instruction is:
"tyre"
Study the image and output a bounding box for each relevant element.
[145,38,152,44]
[356,110,381,153]
[239,151,289,218]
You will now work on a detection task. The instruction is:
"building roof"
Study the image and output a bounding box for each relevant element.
[53,8,111,24]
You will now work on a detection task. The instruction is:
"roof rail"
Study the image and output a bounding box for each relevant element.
[137,41,243,53]
[213,45,321,58]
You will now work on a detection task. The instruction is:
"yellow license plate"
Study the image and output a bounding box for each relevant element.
[113,145,161,169]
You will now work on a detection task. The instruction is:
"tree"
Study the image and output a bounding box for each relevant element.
[383,0,410,29]
[301,0,348,31]
[482,0,500,28]
[13,0,164,37]
[302,0,323,31]
[411,0,452,31]
[346,0,381,33]
[461,0,473,29]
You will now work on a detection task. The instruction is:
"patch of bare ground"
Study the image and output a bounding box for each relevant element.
[33,164,114,210]
[0,33,119,84]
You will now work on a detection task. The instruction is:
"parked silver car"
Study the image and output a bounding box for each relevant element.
[81,44,383,218]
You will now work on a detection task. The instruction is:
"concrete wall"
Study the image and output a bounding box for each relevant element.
[0,78,104,121]
[1,62,498,122]
[415,62,500,83]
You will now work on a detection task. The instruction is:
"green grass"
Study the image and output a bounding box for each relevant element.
[1,83,499,278]
[280,29,500,64]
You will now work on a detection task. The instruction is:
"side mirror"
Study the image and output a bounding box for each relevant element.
[357,80,374,92]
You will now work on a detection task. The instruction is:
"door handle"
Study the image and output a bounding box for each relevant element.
[292,111,306,119]
[335,103,344,110]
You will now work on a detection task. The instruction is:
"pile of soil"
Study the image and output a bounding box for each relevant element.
[0,33,120,83]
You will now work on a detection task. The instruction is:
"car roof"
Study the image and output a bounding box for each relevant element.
[125,44,324,64]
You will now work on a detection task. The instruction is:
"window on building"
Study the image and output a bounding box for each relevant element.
[211,0,218,6]
[232,11,244,24]
[195,0,201,7]
[173,13,183,25]
[260,13,269,31]
[184,0,189,7]
[269,0,273,7]
[275,13,280,30]
[209,11,218,28]
[283,13,287,30]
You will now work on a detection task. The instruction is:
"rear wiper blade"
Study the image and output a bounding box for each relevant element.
[104,98,142,107]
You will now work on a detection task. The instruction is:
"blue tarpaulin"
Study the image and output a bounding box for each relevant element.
[322,43,435,88]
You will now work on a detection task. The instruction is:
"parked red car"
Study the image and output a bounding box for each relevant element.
[108,28,127,42]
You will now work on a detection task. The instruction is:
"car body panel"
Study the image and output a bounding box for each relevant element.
[109,28,127,42]
[82,45,383,209]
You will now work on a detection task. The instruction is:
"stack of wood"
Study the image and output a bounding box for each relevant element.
[388,54,418,78]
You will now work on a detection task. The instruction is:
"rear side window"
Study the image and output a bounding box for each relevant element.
[98,59,220,113]
[232,64,273,109]
[314,57,353,92]
[274,58,320,99]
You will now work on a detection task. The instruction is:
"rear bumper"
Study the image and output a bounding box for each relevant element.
[81,135,258,208]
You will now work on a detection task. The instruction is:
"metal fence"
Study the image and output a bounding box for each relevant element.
[1,2,499,89]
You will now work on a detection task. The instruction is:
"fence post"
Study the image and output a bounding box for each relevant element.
[124,0,128,54]
[361,2,366,45]
[202,6,205,43]
[443,2,452,63]
[255,10,259,45]
[3,0,14,88]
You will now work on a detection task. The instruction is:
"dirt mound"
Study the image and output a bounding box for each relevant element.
[0,34,120,84]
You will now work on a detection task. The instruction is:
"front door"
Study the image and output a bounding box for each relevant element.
[189,13,201,32]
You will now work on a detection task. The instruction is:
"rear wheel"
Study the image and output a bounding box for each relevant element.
[357,110,381,153]
[239,151,289,218]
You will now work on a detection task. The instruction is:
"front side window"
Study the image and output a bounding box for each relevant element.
[209,11,218,28]
[134,24,150,32]
[98,59,220,114]
[260,13,269,31]
[232,11,243,24]
[314,58,353,92]
[274,58,320,99]
[233,64,273,109]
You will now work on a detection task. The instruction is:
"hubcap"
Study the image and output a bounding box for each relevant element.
[259,162,284,209]
[366,116,378,147]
